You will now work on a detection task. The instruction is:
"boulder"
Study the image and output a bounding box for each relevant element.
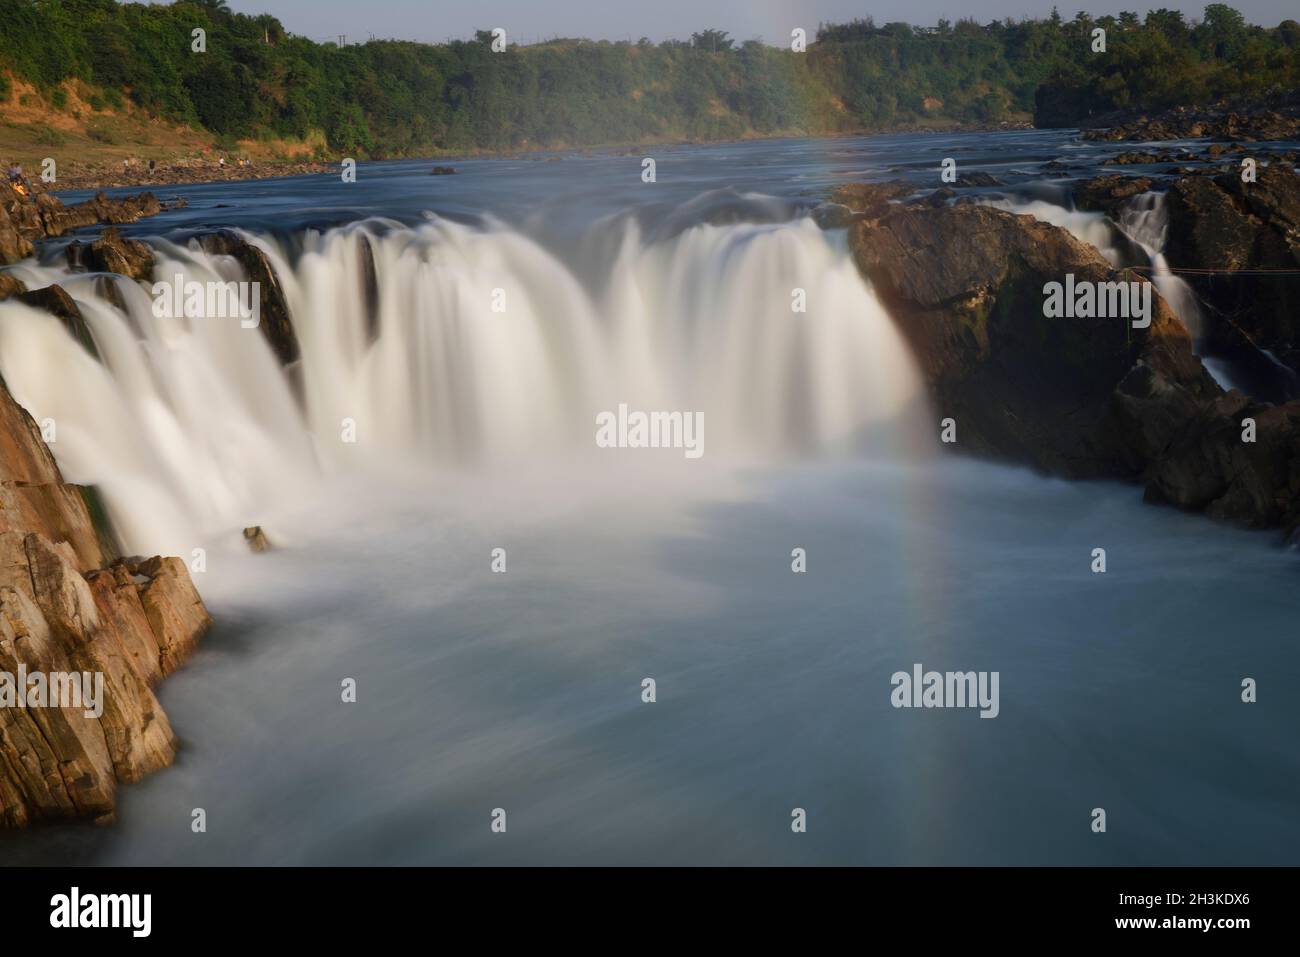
[829,180,914,217]
[847,201,1217,480]
[0,182,166,266]
[1164,164,1300,375]
[845,194,1300,536]
[954,171,1001,187]
[243,525,271,553]
[811,202,859,230]
[0,274,27,300]
[68,226,155,281]
[1072,175,1156,217]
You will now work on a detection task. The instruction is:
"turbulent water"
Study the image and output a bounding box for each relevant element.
[1,130,1298,865]
[0,215,922,556]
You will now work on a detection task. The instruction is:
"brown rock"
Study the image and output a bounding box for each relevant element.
[1165,164,1300,376]
[0,274,27,299]
[243,526,271,553]
[68,227,155,282]
[829,180,914,216]
[1072,175,1156,217]
[0,376,210,827]
[847,201,1217,479]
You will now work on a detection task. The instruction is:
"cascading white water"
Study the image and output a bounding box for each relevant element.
[1114,191,1205,340]
[983,191,1205,339]
[0,215,925,557]
[981,197,1119,261]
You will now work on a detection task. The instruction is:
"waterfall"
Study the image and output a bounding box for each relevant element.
[1113,191,1205,340]
[0,215,926,557]
[984,191,1206,340]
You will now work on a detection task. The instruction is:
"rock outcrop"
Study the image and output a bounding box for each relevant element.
[0,181,167,267]
[0,371,210,827]
[841,191,1300,537]
[243,526,271,554]
[1164,164,1300,377]
[1072,175,1155,217]
[66,227,156,282]
[1081,104,1300,143]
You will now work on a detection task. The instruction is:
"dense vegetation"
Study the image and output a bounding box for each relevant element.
[0,0,1296,155]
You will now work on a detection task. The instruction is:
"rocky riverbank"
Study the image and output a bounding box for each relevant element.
[0,372,211,827]
[0,180,175,266]
[1080,96,1300,143]
[833,170,1300,541]
[0,176,212,828]
[43,159,333,194]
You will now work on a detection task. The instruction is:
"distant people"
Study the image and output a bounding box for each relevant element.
[218,155,226,168]
[148,158,156,178]
[7,163,28,195]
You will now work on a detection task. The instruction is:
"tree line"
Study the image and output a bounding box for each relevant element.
[0,0,1296,155]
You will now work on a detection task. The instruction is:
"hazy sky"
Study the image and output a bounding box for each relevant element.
[220,1,1296,46]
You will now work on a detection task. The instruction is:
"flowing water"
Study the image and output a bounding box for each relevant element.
[1,130,1297,865]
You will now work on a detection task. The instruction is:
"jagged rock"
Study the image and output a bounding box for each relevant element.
[123,556,211,677]
[357,232,380,344]
[845,194,1300,536]
[1103,151,1177,166]
[0,181,166,266]
[39,191,163,239]
[811,202,859,230]
[921,187,956,207]
[0,376,209,827]
[1072,175,1156,217]
[1144,394,1300,535]
[0,189,34,264]
[847,201,1218,479]
[1165,164,1300,376]
[0,274,26,299]
[68,227,155,282]
[196,230,300,366]
[243,526,271,553]
[829,180,914,216]
[1081,103,1300,143]
[954,171,1001,187]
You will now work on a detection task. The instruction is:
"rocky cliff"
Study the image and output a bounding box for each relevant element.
[840,187,1300,540]
[0,348,210,828]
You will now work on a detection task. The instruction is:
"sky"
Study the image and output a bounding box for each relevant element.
[218,0,1296,46]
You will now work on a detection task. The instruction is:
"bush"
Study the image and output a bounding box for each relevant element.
[50,87,68,110]
[86,121,122,144]
[35,126,66,146]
